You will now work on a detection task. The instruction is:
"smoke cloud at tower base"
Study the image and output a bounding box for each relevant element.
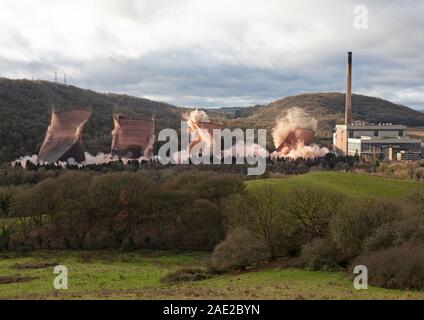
[271,107,329,160]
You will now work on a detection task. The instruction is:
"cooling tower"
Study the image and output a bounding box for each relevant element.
[111,115,155,159]
[276,128,315,152]
[189,121,222,135]
[188,121,222,151]
[37,109,91,163]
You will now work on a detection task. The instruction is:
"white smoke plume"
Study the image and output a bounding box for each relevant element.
[272,107,318,148]
[12,155,38,168]
[186,109,215,152]
[172,109,219,163]
[12,154,71,168]
[184,109,210,124]
[12,152,152,168]
[272,107,328,160]
[272,145,328,159]
[172,149,191,164]
[84,152,114,165]
[223,141,269,159]
[83,153,152,165]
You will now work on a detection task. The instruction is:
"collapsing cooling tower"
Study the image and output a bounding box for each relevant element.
[275,128,315,153]
[37,109,91,163]
[111,115,155,159]
[271,107,328,159]
[188,121,222,152]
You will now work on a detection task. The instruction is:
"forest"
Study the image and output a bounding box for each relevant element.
[1,162,424,291]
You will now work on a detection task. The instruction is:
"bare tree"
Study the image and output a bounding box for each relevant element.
[226,184,286,260]
[285,187,343,238]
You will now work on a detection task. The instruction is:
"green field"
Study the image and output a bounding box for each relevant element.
[1,172,423,300]
[247,172,424,198]
[1,250,423,300]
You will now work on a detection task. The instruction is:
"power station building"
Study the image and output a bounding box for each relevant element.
[333,52,422,161]
[38,109,91,163]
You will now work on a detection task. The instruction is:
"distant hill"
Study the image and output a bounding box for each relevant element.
[1,79,423,162]
[0,78,185,162]
[224,93,424,141]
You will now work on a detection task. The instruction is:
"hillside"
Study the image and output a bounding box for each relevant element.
[246,172,424,198]
[225,93,424,140]
[2,250,423,299]
[1,79,423,162]
[0,78,185,162]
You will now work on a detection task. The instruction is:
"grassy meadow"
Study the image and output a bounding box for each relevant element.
[1,172,424,300]
[1,250,424,300]
[247,171,424,198]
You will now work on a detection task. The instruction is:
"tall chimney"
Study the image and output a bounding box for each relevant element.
[345,51,352,124]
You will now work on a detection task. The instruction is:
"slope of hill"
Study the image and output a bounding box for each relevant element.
[1,79,423,162]
[225,93,424,139]
[247,172,424,198]
[1,250,423,299]
[0,78,185,162]
[0,250,424,298]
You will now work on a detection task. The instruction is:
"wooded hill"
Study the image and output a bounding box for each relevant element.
[224,93,424,140]
[1,78,423,162]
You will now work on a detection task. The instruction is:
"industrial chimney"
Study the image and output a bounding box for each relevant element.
[345,51,353,124]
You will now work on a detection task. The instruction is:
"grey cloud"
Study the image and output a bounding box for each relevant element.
[0,0,423,110]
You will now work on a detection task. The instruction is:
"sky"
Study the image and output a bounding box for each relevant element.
[1,0,423,110]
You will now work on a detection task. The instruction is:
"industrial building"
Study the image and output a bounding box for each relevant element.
[333,52,422,161]
[111,114,155,159]
[38,109,91,163]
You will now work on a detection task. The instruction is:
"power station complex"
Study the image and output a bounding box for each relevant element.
[333,52,422,160]
[36,52,422,163]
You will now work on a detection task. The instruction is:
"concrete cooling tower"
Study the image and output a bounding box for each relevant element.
[188,121,222,151]
[37,109,91,163]
[276,128,315,152]
[111,115,155,159]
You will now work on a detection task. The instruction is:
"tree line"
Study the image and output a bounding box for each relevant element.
[0,170,244,251]
[212,183,424,291]
[1,161,424,291]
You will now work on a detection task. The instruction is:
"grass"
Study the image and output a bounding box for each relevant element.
[0,250,423,300]
[0,250,207,299]
[247,171,424,198]
[2,172,423,299]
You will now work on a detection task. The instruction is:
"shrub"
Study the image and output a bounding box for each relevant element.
[301,238,345,271]
[405,189,424,214]
[330,198,402,260]
[284,187,344,239]
[414,167,424,180]
[224,187,290,260]
[4,169,240,251]
[161,268,211,284]
[351,245,424,291]
[0,226,13,251]
[363,217,424,253]
[335,162,350,171]
[210,227,270,273]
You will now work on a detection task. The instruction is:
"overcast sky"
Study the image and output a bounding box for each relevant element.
[1,0,423,110]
